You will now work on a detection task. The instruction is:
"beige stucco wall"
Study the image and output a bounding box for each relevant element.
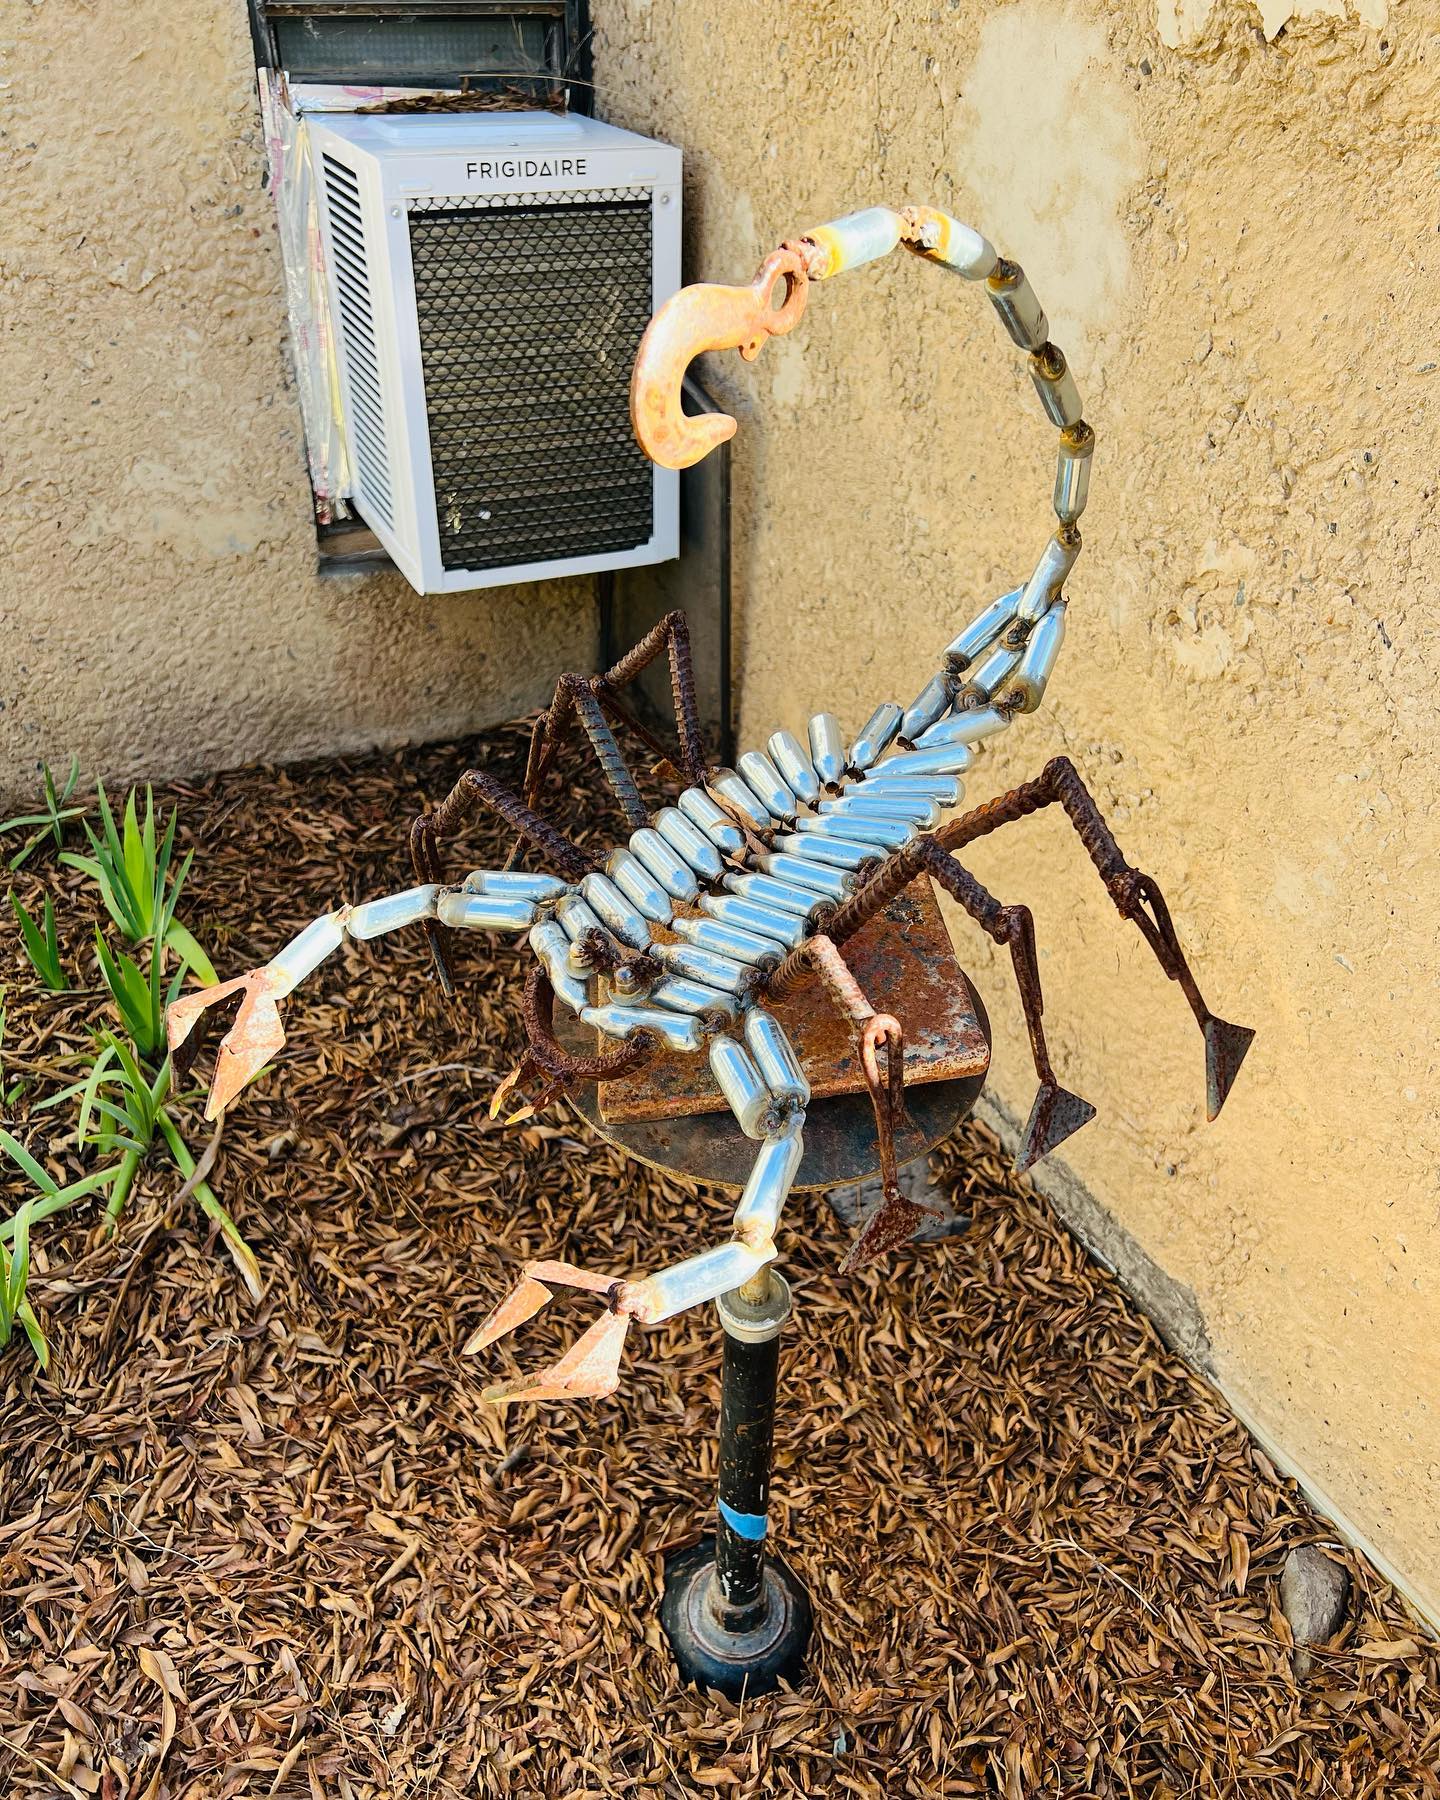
[5,0,1437,1613]
[595,0,1440,1612]
[0,3,593,804]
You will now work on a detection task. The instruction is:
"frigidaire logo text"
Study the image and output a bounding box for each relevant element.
[464,157,588,180]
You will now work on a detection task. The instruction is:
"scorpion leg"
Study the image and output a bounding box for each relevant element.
[518,609,710,851]
[167,875,555,1119]
[521,671,651,835]
[470,1003,807,1406]
[407,769,596,994]
[937,757,1255,1121]
[768,933,938,1271]
[811,835,1096,1173]
[511,961,655,1111]
[594,607,710,788]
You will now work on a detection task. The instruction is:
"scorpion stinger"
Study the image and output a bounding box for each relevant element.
[172,200,1254,1408]
[629,246,810,469]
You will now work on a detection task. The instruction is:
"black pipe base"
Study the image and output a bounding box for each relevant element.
[660,1534,813,1699]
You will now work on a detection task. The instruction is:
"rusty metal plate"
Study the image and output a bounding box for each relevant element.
[563,1046,987,1196]
[598,877,990,1125]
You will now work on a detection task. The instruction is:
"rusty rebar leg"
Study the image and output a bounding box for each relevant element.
[512,610,711,873]
[796,836,1096,1173]
[407,769,596,995]
[488,959,657,1124]
[782,935,937,1270]
[594,608,710,788]
[521,671,651,838]
[519,962,652,1098]
[938,756,1255,1120]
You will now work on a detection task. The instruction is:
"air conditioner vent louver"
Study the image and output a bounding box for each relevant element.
[309,113,680,594]
[322,155,393,528]
[409,192,653,572]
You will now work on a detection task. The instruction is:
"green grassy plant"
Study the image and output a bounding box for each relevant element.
[94,932,186,1062]
[61,782,215,981]
[1,778,259,1369]
[0,1201,48,1368]
[28,1035,261,1293]
[10,891,68,992]
[0,756,86,871]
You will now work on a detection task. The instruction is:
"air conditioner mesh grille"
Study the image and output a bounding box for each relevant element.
[322,155,393,528]
[408,193,654,572]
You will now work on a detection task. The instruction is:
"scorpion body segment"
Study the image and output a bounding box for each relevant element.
[169,203,1254,1407]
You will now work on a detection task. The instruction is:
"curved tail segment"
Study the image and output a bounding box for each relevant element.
[629,203,1091,749]
[630,205,1089,513]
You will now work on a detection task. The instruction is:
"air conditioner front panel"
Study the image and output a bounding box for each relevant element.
[408,189,656,574]
[306,112,681,596]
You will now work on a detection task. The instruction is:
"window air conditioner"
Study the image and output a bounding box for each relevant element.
[306,111,682,594]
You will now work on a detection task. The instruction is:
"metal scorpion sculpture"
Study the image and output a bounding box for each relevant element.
[168,203,1254,1406]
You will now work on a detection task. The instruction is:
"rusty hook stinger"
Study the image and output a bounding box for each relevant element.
[629,246,810,470]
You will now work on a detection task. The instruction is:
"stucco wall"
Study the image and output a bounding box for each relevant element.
[6,0,1436,1615]
[595,0,1440,1612]
[0,3,593,804]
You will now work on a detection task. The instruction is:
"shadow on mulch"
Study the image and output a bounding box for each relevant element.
[1,724,1436,1799]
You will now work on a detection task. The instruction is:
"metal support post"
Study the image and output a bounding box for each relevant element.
[659,1268,813,1697]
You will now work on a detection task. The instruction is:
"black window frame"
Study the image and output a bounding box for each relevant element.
[246,0,593,112]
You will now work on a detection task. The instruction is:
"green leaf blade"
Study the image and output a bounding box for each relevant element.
[0,1129,60,1196]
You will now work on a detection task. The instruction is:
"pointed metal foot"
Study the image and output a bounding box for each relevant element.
[1015,1082,1097,1173]
[1203,1016,1255,1121]
[840,1192,934,1274]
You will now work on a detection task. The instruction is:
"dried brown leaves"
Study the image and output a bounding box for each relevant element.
[1,726,1436,1797]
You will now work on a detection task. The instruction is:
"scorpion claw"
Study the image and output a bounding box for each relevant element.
[165,969,289,1121]
[469,1261,632,1405]
[1203,1016,1255,1121]
[1015,1081,1097,1173]
[482,1310,632,1406]
[489,1064,525,1120]
[462,1275,556,1353]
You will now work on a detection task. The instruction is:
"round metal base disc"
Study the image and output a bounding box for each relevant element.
[660,1535,813,1700]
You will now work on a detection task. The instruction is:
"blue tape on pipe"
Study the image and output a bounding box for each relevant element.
[718,1499,768,1541]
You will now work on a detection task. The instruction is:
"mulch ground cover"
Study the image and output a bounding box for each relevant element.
[1,723,1436,1798]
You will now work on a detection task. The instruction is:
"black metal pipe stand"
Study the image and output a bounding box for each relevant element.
[659,1268,813,1698]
